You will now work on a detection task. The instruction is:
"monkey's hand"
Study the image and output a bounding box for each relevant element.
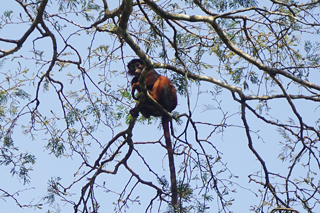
[132,92,141,101]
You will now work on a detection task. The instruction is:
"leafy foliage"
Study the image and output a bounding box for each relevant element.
[1,0,320,212]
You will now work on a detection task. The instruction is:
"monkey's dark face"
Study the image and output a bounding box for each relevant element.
[128,59,145,76]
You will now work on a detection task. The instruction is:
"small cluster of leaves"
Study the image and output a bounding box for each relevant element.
[0,134,36,185]
[0,79,34,183]
[0,88,30,121]
[43,177,62,206]
[158,176,211,212]
[304,41,320,68]
[2,10,13,22]
[46,136,65,158]
[57,0,100,21]
[194,0,257,12]
[171,74,188,97]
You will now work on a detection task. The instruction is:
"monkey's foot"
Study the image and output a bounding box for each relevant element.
[130,108,140,117]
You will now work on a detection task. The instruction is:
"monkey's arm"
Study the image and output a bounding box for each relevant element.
[131,83,141,100]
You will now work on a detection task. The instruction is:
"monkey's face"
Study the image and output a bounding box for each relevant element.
[128,60,145,76]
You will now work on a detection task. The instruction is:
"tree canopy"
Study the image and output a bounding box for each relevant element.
[1,0,320,212]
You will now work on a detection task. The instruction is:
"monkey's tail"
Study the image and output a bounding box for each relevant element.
[162,116,178,207]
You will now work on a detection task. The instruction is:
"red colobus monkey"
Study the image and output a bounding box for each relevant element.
[127,59,178,205]
[127,59,177,118]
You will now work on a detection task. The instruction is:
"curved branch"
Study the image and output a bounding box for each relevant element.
[240,98,288,207]
[0,0,48,58]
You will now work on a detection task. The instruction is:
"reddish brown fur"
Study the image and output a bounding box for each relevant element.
[127,59,177,118]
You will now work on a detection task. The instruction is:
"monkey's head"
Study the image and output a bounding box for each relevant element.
[127,59,145,76]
